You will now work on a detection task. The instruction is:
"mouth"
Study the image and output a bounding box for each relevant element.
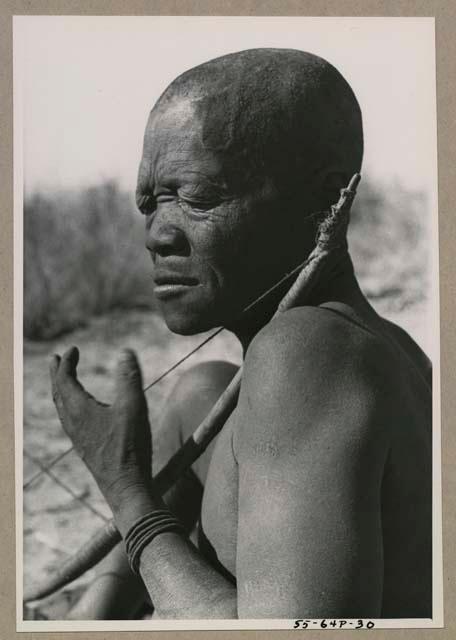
[153,274,200,300]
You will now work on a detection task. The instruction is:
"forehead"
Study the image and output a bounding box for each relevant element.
[141,99,225,187]
[145,99,199,150]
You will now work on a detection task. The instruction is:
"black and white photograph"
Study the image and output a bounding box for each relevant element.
[14,16,441,630]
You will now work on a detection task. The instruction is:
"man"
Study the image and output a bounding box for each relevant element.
[51,48,432,619]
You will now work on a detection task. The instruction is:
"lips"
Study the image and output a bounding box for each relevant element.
[153,272,200,299]
[154,273,199,286]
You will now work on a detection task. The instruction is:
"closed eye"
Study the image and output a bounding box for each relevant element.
[178,186,228,211]
[177,196,216,217]
[137,191,180,216]
[179,195,215,209]
[138,188,224,218]
[156,192,176,204]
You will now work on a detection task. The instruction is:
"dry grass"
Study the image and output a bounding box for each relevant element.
[24,181,154,339]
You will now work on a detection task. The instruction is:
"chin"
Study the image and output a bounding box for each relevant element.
[156,286,238,335]
[161,308,220,336]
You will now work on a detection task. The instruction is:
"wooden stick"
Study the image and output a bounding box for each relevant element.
[23,173,360,603]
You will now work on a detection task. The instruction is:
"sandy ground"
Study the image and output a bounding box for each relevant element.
[22,300,433,619]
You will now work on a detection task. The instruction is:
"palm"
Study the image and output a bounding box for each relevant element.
[50,346,152,501]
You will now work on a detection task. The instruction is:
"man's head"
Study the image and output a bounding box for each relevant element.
[136,48,363,335]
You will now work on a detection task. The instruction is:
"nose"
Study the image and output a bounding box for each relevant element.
[146,208,190,259]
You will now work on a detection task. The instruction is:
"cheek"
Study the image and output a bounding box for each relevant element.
[186,206,252,273]
[184,199,286,306]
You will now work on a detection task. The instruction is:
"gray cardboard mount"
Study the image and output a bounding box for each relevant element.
[1,1,455,638]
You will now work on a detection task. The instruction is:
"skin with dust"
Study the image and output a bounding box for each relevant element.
[51,49,432,620]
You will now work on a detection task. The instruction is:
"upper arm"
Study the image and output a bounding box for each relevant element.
[154,360,239,478]
[152,362,236,532]
[234,309,391,618]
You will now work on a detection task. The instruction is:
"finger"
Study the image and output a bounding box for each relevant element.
[50,354,61,383]
[56,346,88,402]
[50,354,61,402]
[114,349,145,402]
[59,346,80,377]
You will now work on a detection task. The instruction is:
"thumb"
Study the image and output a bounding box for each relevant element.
[114,349,145,402]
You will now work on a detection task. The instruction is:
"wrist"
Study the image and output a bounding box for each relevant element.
[108,483,166,538]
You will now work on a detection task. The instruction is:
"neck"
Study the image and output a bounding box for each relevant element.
[229,251,367,355]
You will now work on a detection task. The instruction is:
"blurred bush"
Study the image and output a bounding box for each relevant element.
[24,177,430,340]
[24,181,154,339]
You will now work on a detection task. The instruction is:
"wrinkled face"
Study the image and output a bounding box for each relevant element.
[136,98,315,335]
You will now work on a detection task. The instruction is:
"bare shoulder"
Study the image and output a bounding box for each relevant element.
[244,305,395,391]
[235,306,398,464]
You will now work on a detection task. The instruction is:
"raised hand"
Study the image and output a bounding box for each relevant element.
[50,346,153,511]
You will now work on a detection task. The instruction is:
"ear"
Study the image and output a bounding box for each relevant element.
[320,171,349,208]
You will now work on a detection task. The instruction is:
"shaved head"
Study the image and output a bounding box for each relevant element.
[147,48,363,207]
[137,48,364,335]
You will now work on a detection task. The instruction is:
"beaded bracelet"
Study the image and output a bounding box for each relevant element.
[124,509,186,574]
